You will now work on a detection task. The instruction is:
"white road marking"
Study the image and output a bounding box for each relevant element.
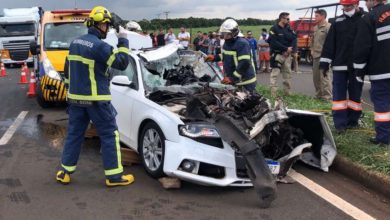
[289,170,376,220]
[0,111,28,146]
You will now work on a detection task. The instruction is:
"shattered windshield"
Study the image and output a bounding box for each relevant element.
[141,49,223,92]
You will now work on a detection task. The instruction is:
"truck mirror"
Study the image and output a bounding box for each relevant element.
[30,41,40,55]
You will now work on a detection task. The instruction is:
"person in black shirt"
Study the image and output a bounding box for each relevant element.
[156,28,165,46]
[193,31,202,51]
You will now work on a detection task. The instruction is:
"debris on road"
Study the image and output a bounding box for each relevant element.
[158,177,182,189]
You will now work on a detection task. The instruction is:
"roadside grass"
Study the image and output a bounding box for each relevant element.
[257,85,390,176]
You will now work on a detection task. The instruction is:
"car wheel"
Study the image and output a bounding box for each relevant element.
[36,82,54,108]
[139,121,165,178]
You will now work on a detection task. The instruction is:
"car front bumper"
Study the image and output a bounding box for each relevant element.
[163,137,252,187]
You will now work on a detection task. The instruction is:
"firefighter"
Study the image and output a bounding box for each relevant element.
[320,0,366,133]
[205,19,257,92]
[353,0,390,145]
[126,20,142,32]
[56,6,135,186]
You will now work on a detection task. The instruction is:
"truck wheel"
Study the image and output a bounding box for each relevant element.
[139,121,166,178]
[36,82,54,108]
[306,53,313,65]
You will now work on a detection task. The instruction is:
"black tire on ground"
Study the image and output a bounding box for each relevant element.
[139,121,166,178]
[305,53,313,65]
[36,82,54,108]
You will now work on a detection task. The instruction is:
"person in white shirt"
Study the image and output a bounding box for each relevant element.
[164,27,176,44]
[178,27,190,49]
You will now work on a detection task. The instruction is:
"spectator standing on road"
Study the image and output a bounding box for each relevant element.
[310,9,332,101]
[150,31,158,47]
[56,6,134,187]
[165,27,176,44]
[213,33,222,55]
[246,31,259,72]
[268,12,297,97]
[258,30,271,73]
[157,28,165,46]
[320,0,366,134]
[353,0,390,145]
[178,27,190,49]
[193,31,202,51]
[199,33,210,54]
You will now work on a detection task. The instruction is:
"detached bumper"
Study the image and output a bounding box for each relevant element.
[163,138,252,187]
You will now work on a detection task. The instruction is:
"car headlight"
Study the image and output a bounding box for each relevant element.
[43,58,61,81]
[179,123,220,138]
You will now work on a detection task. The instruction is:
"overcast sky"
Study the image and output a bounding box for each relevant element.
[0,0,367,20]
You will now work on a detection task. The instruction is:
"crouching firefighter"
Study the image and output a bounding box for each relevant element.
[205,19,257,92]
[56,6,135,186]
[353,0,390,146]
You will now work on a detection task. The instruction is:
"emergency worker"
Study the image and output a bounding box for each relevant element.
[268,12,297,97]
[205,19,257,92]
[320,0,366,133]
[353,0,390,145]
[126,20,142,32]
[56,6,135,186]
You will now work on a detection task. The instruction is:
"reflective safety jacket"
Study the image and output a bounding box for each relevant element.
[65,28,129,101]
[353,3,390,81]
[221,37,257,87]
[320,10,365,71]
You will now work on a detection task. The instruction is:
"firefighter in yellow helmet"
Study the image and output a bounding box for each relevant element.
[56,6,135,186]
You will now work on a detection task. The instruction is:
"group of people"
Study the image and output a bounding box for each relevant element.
[55,0,389,188]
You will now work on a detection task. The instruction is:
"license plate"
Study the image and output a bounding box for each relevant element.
[266,160,280,175]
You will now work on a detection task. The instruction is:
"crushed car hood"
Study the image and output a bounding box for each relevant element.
[148,85,337,172]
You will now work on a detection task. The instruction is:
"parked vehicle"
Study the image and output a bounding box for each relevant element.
[0,7,41,66]
[30,9,91,108]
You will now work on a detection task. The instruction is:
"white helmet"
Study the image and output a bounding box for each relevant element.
[126,21,142,32]
[219,19,240,37]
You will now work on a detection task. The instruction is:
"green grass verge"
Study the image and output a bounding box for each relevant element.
[257,85,390,176]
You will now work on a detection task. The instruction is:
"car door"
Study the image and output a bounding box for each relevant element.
[110,56,139,148]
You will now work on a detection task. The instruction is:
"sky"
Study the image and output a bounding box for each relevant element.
[0,0,367,21]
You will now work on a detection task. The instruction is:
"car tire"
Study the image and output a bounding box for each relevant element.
[139,121,166,178]
[36,82,54,108]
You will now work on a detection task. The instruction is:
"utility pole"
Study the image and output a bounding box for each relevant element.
[163,11,170,19]
[74,0,77,8]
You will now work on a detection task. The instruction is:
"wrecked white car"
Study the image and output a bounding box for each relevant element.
[107,38,336,207]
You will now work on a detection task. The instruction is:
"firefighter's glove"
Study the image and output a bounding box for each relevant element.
[115,26,127,39]
[319,62,330,77]
[221,77,232,85]
[204,54,215,62]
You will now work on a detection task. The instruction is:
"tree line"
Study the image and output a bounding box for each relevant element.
[134,17,275,31]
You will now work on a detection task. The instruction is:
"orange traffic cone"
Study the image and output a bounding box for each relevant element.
[19,64,28,84]
[0,62,7,77]
[27,71,37,97]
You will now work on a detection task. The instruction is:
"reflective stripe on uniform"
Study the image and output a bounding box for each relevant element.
[353,63,366,69]
[236,76,257,86]
[238,55,251,61]
[233,71,241,78]
[376,25,390,34]
[347,100,362,111]
[320,57,332,63]
[104,130,123,176]
[374,112,390,122]
[62,164,76,172]
[67,55,112,101]
[368,73,390,81]
[377,33,390,41]
[333,66,348,71]
[106,47,130,67]
[332,100,348,110]
[223,50,238,66]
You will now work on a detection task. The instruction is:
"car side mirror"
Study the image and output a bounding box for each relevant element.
[30,41,40,55]
[111,75,135,89]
